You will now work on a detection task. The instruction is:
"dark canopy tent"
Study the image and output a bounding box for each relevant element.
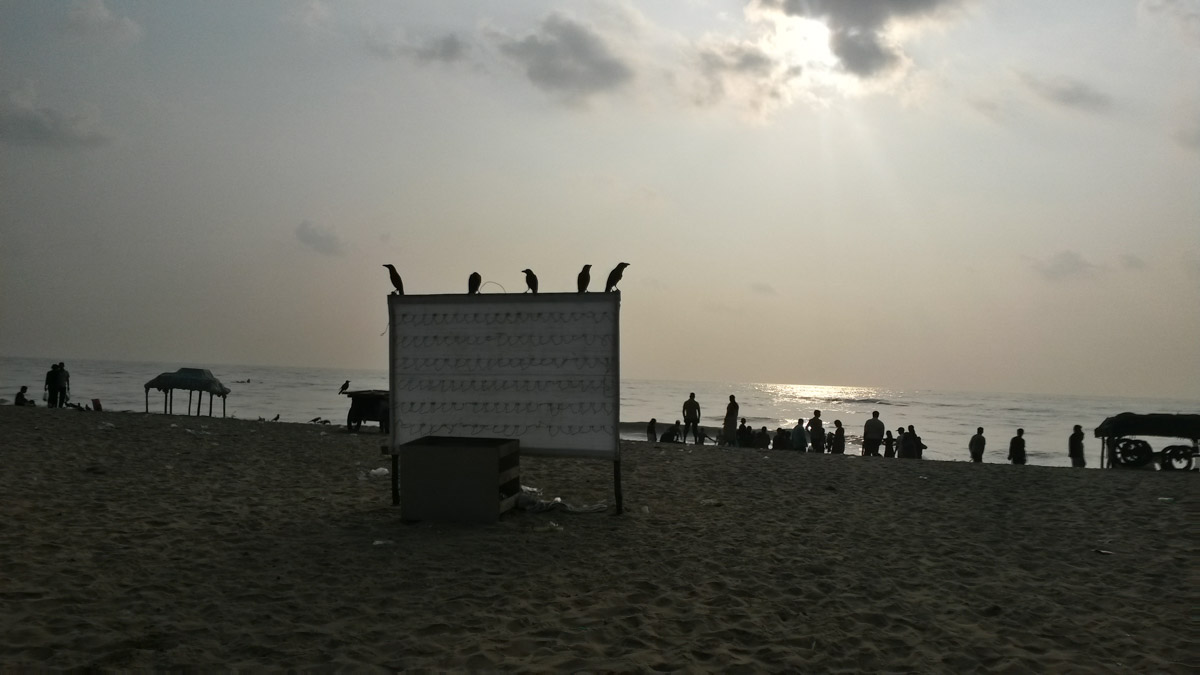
[1094,413,1200,441]
[1093,412,1200,469]
[144,368,231,417]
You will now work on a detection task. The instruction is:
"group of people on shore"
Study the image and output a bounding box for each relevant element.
[646,393,1090,467]
[12,362,73,408]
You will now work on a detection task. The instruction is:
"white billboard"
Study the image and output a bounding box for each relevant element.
[387,293,620,460]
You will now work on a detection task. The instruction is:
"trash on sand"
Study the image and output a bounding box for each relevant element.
[368,467,389,477]
[698,498,724,507]
[640,506,650,514]
[1157,497,1176,503]
[372,539,394,546]
[1093,549,1116,555]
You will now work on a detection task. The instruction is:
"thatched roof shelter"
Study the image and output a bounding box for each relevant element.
[144,368,231,417]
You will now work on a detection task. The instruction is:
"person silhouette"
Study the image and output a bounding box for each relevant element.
[1069,424,1086,468]
[682,393,702,443]
[646,418,657,442]
[969,427,986,463]
[1008,429,1026,465]
[831,420,846,454]
[807,411,825,453]
[883,430,896,457]
[723,395,739,447]
[863,411,885,456]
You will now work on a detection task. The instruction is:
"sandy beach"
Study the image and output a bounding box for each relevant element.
[0,405,1194,671]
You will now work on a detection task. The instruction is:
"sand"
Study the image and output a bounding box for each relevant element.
[0,405,1195,671]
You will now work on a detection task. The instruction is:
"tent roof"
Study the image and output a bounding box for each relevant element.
[144,368,231,397]
[1093,412,1200,440]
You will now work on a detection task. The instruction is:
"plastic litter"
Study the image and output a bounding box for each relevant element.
[368,467,389,477]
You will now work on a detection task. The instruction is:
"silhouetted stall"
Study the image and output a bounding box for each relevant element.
[1094,413,1200,470]
[144,368,231,417]
[344,389,389,432]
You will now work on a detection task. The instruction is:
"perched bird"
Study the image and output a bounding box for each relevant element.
[338,380,350,395]
[382,264,404,295]
[468,272,482,294]
[605,262,630,292]
[577,264,592,293]
[522,268,539,294]
[309,416,322,423]
[271,414,280,422]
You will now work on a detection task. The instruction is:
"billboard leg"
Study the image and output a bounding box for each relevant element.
[613,459,623,515]
[391,454,400,506]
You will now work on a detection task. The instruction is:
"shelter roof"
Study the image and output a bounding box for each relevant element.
[144,368,231,397]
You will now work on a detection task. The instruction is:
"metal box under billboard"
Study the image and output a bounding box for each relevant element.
[400,436,521,523]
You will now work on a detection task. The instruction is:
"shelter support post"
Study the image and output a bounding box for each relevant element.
[187,390,193,416]
[222,396,226,418]
[169,389,174,415]
[195,392,201,416]
[144,390,148,413]
[208,393,213,417]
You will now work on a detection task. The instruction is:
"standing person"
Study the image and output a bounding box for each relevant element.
[831,420,846,454]
[646,418,657,442]
[969,427,987,463]
[883,430,896,457]
[1068,425,1086,468]
[1008,429,1027,465]
[900,425,926,459]
[54,363,70,408]
[682,393,702,444]
[807,410,825,453]
[791,418,808,452]
[862,411,885,456]
[57,362,70,407]
[895,426,906,457]
[723,395,739,447]
[737,418,753,448]
[44,363,60,408]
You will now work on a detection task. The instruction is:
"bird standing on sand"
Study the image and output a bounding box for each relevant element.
[271,414,280,422]
[605,262,630,292]
[522,268,539,294]
[338,380,350,395]
[577,264,591,293]
[468,272,482,294]
[382,264,404,295]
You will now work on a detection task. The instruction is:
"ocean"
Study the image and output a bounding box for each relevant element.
[4,356,1196,468]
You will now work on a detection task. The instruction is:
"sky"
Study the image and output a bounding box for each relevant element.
[1,0,1198,399]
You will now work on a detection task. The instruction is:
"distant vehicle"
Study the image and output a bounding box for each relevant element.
[1094,413,1199,471]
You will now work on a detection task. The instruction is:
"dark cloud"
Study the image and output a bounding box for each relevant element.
[0,91,110,148]
[1120,254,1147,270]
[497,14,634,99]
[295,221,345,256]
[755,0,966,77]
[693,40,799,109]
[366,30,468,64]
[750,282,777,296]
[1018,72,1113,114]
[65,0,142,44]
[1032,250,1097,281]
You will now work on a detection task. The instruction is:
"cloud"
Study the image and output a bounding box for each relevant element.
[1173,108,1200,153]
[65,0,142,44]
[1120,254,1147,270]
[0,89,110,148]
[692,38,802,112]
[750,282,778,296]
[366,30,468,64]
[754,0,967,78]
[1032,250,1097,281]
[1018,72,1113,114]
[496,14,634,101]
[1141,0,1200,47]
[295,220,345,256]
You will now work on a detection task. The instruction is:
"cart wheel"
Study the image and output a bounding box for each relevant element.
[1114,438,1153,468]
[1160,445,1195,471]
